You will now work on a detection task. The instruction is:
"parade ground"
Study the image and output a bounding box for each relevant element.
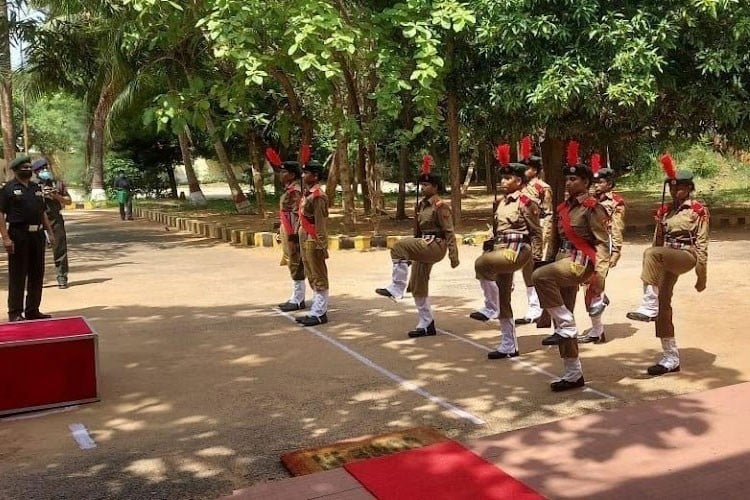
[1,210,750,499]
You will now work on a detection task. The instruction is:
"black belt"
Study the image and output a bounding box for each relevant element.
[9,224,42,232]
[420,232,446,239]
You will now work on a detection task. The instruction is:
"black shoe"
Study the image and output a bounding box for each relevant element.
[408,321,436,338]
[551,377,585,392]
[487,350,519,360]
[25,312,52,320]
[647,364,680,376]
[8,314,24,322]
[469,311,490,322]
[515,316,540,325]
[279,301,305,312]
[541,333,567,346]
[298,314,328,326]
[375,288,397,301]
[57,279,68,289]
[626,311,657,322]
[578,333,606,344]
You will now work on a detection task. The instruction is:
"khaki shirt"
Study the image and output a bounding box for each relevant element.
[415,194,458,264]
[549,193,611,283]
[494,190,543,260]
[654,199,709,281]
[279,181,302,233]
[598,190,626,253]
[298,184,328,249]
[524,177,553,217]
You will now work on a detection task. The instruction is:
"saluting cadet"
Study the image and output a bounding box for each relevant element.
[516,136,552,326]
[376,156,459,338]
[579,155,626,344]
[296,160,330,327]
[0,156,56,322]
[266,147,308,312]
[627,154,708,376]
[472,144,542,358]
[532,141,610,392]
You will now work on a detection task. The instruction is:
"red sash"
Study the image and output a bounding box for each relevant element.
[557,200,597,265]
[279,210,294,235]
[298,189,321,238]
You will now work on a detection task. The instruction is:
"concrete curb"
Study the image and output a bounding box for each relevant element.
[131,206,748,251]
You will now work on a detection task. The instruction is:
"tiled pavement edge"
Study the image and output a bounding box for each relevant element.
[130,206,748,251]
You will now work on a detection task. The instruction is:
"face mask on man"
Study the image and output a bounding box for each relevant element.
[17,169,33,180]
[38,170,53,181]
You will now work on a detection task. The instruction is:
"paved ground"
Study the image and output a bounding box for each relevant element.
[1,210,749,499]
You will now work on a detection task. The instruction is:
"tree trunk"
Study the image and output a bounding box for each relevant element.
[248,129,268,218]
[203,113,251,214]
[325,155,339,208]
[165,165,178,198]
[88,80,117,200]
[0,0,14,181]
[177,127,207,206]
[446,90,462,227]
[397,141,410,220]
[365,141,383,232]
[541,136,566,207]
[334,121,356,232]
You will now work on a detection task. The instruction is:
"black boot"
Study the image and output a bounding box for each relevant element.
[469,311,490,322]
[550,377,585,392]
[647,364,680,376]
[626,311,656,322]
[297,314,328,326]
[279,301,305,312]
[541,333,567,346]
[487,350,519,360]
[408,321,436,338]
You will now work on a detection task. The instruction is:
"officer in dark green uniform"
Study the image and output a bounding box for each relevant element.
[33,158,72,288]
[0,156,56,321]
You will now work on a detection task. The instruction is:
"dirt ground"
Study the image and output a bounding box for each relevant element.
[1,210,749,499]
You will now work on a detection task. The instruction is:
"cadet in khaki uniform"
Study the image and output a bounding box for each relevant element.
[516,137,553,325]
[296,161,330,326]
[532,142,610,392]
[376,156,459,338]
[627,161,708,376]
[276,160,307,311]
[579,158,626,344]
[473,153,543,359]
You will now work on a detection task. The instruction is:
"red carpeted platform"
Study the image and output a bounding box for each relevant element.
[344,440,545,500]
[0,317,99,416]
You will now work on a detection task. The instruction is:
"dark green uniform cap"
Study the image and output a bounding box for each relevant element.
[667,170,694,186]
[593,167,615,180]
[302,160,326,180]
[499,162,528,179]
[280,160,301,178]
[562,163,593,181]
[9,155,32,170]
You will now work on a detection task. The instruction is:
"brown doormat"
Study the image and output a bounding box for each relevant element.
[280,426,449,476]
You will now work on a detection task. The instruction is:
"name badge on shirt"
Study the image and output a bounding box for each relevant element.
[13,189,22,195]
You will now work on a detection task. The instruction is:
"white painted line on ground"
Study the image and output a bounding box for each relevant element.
[275,310,486,425]
[437,327,618,400]
[68,423,97,450]
[0,405,80,422]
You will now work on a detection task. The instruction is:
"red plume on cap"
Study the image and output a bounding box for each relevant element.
[421,154,433,175]
[659,153,676,179]
[495,144,511,167]
[299,144,311,166]
[520,136,532,161]
[566,140,580,166]
[590,153,601,174]
[265,147,282,168]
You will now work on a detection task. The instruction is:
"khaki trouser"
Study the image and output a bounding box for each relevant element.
[391,237,447,298]
[475,245,532,319]
[280,226,305,281]
[532,252,595,359]
[302,240,328,291]
[641,247,697,338]
[521,216,552,287]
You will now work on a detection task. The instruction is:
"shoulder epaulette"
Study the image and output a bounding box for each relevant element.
[613,193,625,205]
[692,201,707,217]
[534,183,544,195]
[435,199,445,208]
[519,194,531,206]
[582,197,598,209]
[656,203,669,218]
